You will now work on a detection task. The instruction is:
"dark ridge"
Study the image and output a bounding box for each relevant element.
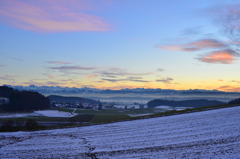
[147,99,226,108]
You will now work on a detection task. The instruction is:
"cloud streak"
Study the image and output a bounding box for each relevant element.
[50,66,96,70]
[43,74,56,79]
[0,75,18,83]
[0,0,110,32]
[46,61,71,64]
[85,74,98,79]
[217,85,240,92]
[207,5,240,43]
[96,69,154,77]
[157,39,227,52]
[101,76,151,83]
[156,77,173,84]
[197,49,239,64]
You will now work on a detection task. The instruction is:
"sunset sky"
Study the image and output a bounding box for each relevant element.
[0,0,239,92]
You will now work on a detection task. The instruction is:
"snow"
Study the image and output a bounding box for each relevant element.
[1,106,240,158]
[127,114,153,117]
[0,112,39,118]
[155,105,193,111]
[0,110,78,118]
[155,105,174,109]
[34,110,77,117]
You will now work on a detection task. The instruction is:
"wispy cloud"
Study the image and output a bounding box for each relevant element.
[43,73,56,79]
[0,65,6,67]
[50,66,96,70]
[96,69,154,77]
[157,39,227,52]
[81,85,95,88]
[46,81,63,86]
[197,49,239,64]
[46,61,71,64]
[7,57,23,62]
[0,52,6,56]
[156,77,173,84]
[181,26,202,36]
[0,75,18,82]
[0,0,111,32]
[60,79,73,82]
[231,80,240,83]
[101,76,151,83]
[157,68,164,72]
[85,74,98,79]
[207,4,240,43]
[217,85,240,92]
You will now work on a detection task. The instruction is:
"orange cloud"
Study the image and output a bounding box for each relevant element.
[217,85,240,92]
[197,49,239,64]
[85,74,98,79]
[157,39,227,52]
[0,0,110,32]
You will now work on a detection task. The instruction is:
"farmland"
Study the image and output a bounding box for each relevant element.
[0,106,239,158]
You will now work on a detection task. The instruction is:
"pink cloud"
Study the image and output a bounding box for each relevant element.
[85,74,98,79]
[0,0,110,32]
[197,49,239,64]
[46,61,71,64]
[157,39,227,52]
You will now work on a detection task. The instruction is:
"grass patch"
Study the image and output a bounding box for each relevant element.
[52,108,74,113]
[91,114,131,123]
[0,116,69,122]
[0,119,46,132]
[69,114,95,122]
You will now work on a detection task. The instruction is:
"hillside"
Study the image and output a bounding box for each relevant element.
[0,86,15,98]
[147,99,226,108]
[47,95,100,104]
[0,106,239,158]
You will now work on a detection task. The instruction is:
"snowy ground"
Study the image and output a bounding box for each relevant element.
[34,110,77,117]
[0,112,37,118]
[0,110,78,118]
[0,106,239,158]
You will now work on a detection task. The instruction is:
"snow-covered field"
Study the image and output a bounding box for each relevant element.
[34,110,77,117]
[0,112,37,118]
[0,110,77,118]
[0,106,239,158]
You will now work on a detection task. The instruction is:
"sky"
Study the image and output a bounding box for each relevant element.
[0,0,240,92]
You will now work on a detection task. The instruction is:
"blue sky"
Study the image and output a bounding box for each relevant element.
[0,0,239,91]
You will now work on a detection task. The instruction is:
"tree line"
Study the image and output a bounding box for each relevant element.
[228,98,240,105]
[0,86,50,112]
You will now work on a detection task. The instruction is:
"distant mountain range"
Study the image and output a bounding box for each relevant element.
[2,84,240,95]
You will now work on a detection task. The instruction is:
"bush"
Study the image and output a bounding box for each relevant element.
[25,119,39,130]
[228,98,240,105]
[0,119,46,132]
[0,120,15,132]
